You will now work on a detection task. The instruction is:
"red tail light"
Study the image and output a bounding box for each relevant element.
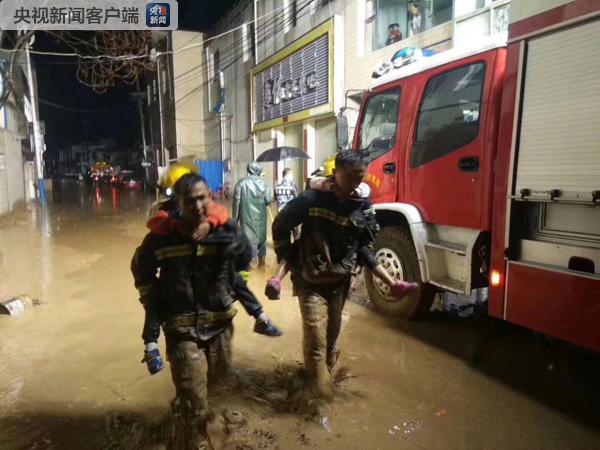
[491,270,502,287]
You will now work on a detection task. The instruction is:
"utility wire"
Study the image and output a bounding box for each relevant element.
[172,0,309,86]
[38,98,115,113]
[0,2,290,60]
[171,0,313,99]
[173,0,315,93]
[174,0,318,100]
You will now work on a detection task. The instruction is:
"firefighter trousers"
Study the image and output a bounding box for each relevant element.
[165,324,233,448]
[298,287,346,399]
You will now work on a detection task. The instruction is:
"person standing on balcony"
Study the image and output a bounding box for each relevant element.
[386,23,403,45]
[408,1,432,36]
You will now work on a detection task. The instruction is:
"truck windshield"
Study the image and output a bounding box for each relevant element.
[358,89,400,160]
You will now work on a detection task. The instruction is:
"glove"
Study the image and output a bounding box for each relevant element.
[141,348,164,375]
[390,281,419,299]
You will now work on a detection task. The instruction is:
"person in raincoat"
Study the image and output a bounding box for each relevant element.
[233,162,274,267]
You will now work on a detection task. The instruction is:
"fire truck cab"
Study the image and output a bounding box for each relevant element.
[355,37,507,319]
[354,0,600,352]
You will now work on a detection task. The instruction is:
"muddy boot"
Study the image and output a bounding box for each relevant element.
[326,348,340,373]
[305,362,334,401]
[169,400,213,450]
[311,376,334,401]
[169,417,212,450]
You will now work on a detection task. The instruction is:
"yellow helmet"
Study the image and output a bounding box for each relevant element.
[159,161,199,192]
[322,154,336,177]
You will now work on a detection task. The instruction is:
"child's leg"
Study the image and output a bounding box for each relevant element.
[275,261,289,280]
[233,274,263,318]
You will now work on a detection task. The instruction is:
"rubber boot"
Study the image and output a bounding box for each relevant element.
[326,348,340,373]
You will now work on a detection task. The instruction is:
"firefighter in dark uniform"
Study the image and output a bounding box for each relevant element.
[131,174,264,448]
[272,151,418,399]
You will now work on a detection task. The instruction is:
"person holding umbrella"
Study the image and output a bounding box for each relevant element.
[233,162,274,268]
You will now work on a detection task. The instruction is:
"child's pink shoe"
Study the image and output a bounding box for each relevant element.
[265,277,281,300]
[390,281,419,299]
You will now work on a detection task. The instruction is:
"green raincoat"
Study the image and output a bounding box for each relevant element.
[232,163,273,249]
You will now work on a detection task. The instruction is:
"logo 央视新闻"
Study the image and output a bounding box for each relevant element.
[146,2,170,27]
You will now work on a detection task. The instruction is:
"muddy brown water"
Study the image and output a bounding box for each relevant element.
[1,181,599,449]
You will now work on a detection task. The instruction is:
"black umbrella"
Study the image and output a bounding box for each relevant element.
[255,146,310,163]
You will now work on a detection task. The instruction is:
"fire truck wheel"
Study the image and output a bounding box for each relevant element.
[365,226,435,320]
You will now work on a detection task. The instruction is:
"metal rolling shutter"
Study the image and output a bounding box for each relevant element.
[515,19,600,200]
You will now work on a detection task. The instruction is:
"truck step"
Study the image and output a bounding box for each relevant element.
[425,240,467,256]
[429,276,467,295]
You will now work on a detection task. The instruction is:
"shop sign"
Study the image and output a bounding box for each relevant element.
[252,20,333,131]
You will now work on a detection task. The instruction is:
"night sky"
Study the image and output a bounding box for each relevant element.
[30,0,236,159]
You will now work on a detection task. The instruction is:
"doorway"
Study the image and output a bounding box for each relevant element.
[283,124,305,192]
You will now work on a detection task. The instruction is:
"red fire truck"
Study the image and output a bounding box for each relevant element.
[350,0,600,352]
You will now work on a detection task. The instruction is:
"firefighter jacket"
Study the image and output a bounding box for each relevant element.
[272,189,379,292]
[131,220,257,342]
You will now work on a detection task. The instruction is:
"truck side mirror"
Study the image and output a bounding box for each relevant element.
[336,114,349,149]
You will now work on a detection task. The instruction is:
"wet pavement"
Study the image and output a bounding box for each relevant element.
[1,181,599,449]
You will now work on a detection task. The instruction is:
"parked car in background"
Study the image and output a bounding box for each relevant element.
[119,170,142,190]
[90,162,113,184]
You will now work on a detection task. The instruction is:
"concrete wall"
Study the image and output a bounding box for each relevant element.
[510,0,573,23]
[0,57,28,216]
[0,117,26,215]
[146,33,177,168]
[205,0,256,187]
[172,31,212,160]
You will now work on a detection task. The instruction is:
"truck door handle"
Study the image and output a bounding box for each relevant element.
[383,162,396,174]
[458,156,479,172]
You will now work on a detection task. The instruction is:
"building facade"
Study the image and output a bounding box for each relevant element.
[203,0,510,189]
[0,43,35,215]
[145,32,177,172]
[143,30,217,187]
[203,0,257,188]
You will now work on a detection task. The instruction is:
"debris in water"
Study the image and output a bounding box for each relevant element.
[297,432,311,446]
[0,295,32,315]
[434,408,447,417]
[223,409,248,428]
[389,420,423,440]
[321,416,332,432]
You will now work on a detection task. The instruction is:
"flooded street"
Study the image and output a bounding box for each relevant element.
[1,181,599,450]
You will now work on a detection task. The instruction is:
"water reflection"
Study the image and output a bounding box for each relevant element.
[112,188,118,210]
[93,186,102,209]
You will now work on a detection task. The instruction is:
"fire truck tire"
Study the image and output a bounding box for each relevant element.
[365,226,435,320]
